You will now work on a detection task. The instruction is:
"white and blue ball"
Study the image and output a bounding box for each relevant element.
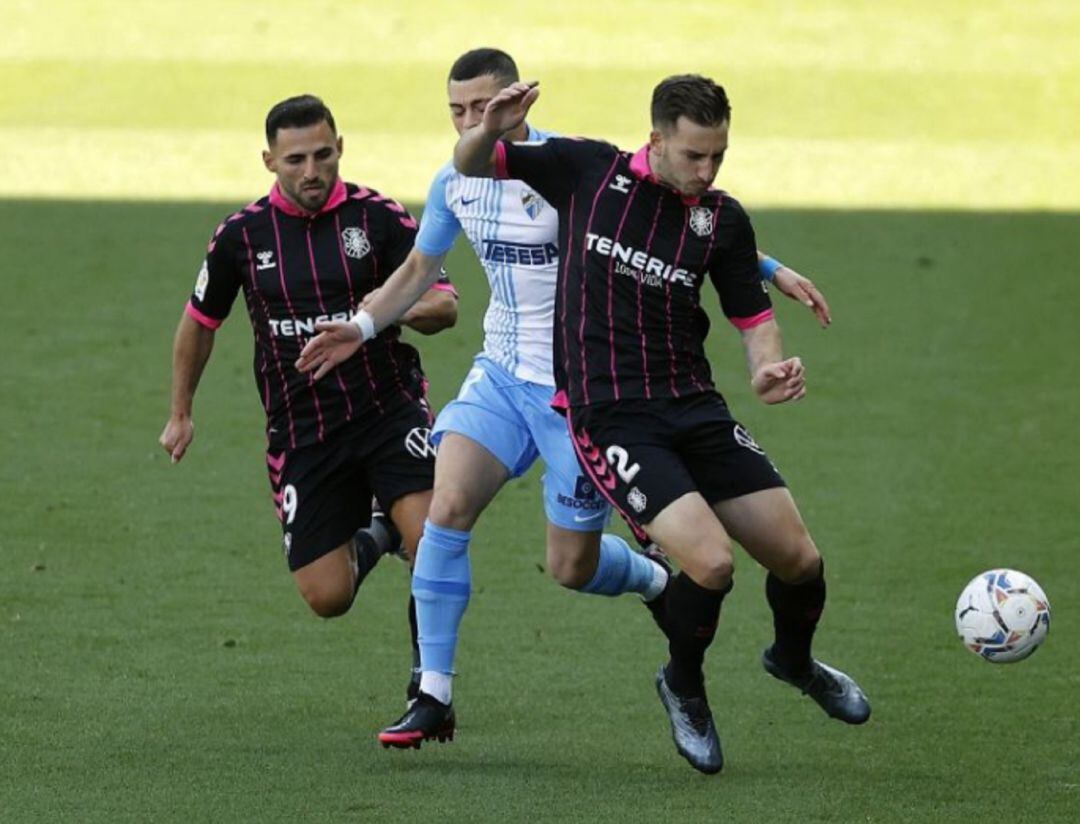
[955,569,1050,663]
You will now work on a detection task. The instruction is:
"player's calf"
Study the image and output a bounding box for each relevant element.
[292,531,391,618]
[293,543,361,618]
[545,530,599,589]
[387,489,434,562]
[297,581,354,618]
[547,528,668,599]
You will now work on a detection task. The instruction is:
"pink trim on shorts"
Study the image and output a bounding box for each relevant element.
[564,408,649,545]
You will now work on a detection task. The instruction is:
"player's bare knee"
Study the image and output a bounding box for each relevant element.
[428,484,481,531]
[701,555,735,590]
[682,550,734,591]
[774,544,822,585]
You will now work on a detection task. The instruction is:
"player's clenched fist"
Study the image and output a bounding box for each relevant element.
[751,357,806,404]
[159,416,194,463]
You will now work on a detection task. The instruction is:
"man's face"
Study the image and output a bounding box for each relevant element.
[447,74,508,136]
[649,116,729,198]
[262,120,342,212]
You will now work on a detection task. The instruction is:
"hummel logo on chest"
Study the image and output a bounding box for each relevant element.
[609,174,632,194]
[256,250,276,270]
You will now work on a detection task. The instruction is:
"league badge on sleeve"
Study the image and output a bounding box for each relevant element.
[689,207,715,238]
[194,260,209,300]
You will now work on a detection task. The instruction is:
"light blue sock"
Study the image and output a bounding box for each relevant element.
[412,520,471,675]
[579,533,660,597]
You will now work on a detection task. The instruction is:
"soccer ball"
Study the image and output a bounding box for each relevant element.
[955,569,1050,663]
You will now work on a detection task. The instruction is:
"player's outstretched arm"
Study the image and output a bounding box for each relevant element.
[360,282,458,335]
[740,319,806,405]
[759,251,832,328]
[296,247,448,380]
[160,312,216,463]
[453,81,540,178]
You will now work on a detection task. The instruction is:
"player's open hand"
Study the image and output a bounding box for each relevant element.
[772,267,831,328]
[751,357,806,404]
[482,81,540,135]
[159,416,194,463]
[295,321,362,380]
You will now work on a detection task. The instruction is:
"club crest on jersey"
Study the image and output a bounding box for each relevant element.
[342,227,371,260]
[521,188,544,220]
[689,207,715,238]
[256,250,276,270]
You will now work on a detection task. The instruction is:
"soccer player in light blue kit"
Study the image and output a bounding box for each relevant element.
[297,49,832,748]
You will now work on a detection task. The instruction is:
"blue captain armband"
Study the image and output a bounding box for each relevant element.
[759,255,783,282]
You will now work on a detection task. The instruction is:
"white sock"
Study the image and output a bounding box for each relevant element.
[419,670,453,705]
[642,559,669,602]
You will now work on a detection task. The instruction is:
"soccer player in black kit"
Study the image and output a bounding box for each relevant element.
[159,95,457,698]
[454,75,870,774]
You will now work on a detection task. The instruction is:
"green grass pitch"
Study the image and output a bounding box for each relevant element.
[3,2,1079,822]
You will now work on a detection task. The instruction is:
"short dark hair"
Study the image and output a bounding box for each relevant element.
[651,75,731,131]
[448,48,519,86]
[265,94,336,145]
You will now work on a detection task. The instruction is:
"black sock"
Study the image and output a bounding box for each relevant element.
[766,559,826,676]
[351,530,383,595]
[664,573,732,697]
[408,593,421,673]
[367,511,401,556]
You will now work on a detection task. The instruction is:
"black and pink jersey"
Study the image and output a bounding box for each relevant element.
[495,138,772,408]
[186,179,455,451]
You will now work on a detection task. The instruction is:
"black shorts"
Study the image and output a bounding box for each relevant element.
[566,392,785,541]
[265,403,436,571]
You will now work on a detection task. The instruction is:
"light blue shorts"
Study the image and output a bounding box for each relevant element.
[432,356,610,532]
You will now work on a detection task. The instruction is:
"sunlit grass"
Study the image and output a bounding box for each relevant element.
[3,0,1078,206]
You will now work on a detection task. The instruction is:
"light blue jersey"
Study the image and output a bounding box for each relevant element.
[417,125,559,386]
